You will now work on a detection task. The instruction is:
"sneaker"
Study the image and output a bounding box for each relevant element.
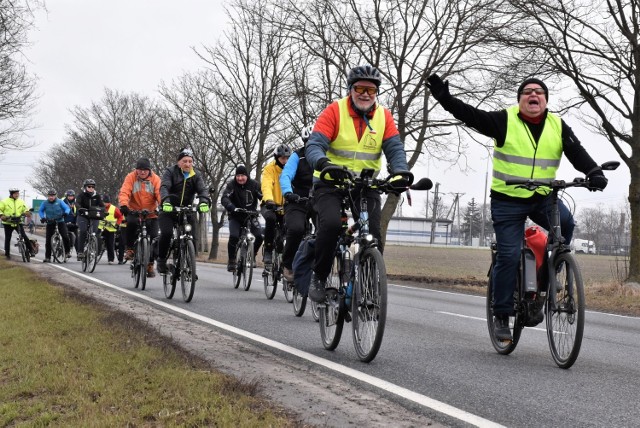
[157,258,168,274]
[118,260,125,265]
[43,258,51,263]
[146,263,156,278]
[308,272,326,303]
[525,308,544,327]
[108,260,114,265]
[124,249,135,261]
[283,267,294,282]
[227,261,236,272]
[494,314,512,341]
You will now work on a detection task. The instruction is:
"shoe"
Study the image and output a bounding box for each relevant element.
[108,260,114,265]
[43,258,51,263]
[146,263,156,278]
[308,272,326,303]
[263,249,273,267]
[5,254,10,260]
[118,260,125,265]
[66,253,71,259]
[227,261,236,272]
[283,267,294,282]
[525,308,544,327]
[157,258,168,274]
[77,254,85,261]
[494,314,513,341]
[124,249,135,261]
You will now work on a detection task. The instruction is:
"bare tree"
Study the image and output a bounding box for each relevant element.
[497,0,640,281]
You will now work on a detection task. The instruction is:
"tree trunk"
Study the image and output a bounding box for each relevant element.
[627,164,640,282]
[380,194,400,250]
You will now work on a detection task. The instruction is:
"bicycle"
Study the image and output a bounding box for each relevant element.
[486,160,619,369]
[231,209,260,291]
[292,207,315,317]
[7,215,31,262]
[130,209,155,290]
[161,205,198,302]
[316,167,431,362]
[47,219,67,263]
[263,206,289,301]
[78,208,104,273]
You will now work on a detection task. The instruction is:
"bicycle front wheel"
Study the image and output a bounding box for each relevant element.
[163,245,177,299]
[243,241,254,291]
[351,247,387,363]
[52,234,64,263]
[233,241,244,289]
[486,264,522,355]
[180,240,196,302]
[87,235,98,273]
[546,252,585,369]
[292,286,307,317]
[264,249,278,300]
[139,238,150,291]
[319,254,345,350]
[310,300,320,322]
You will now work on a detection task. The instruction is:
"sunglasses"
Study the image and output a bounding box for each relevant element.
[352,85,378,96]
[520,87,546,95]
[86,185,95,188]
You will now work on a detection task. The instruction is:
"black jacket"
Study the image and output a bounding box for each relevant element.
[160,165,210,206]
[220,178,262,221]
[76,191,104,211]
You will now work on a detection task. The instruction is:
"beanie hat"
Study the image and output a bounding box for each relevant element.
[517,78,548,101]
[235,164,248,176]
[177,148,194,161]
[102,194,110,203]
[135,157,151,170]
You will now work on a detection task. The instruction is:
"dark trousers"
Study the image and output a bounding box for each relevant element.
[282,202,311,269]
[261,206,282,251]
[77,216,100,252]
[117,227,126,262]
[158,211,196,261]
[228,216,263,262]
[125,215,159,262]
[3,223,33,256]
[45,222,70,258]
[101,229,116,262]
[312,185,381,280]
[490,196,574,315]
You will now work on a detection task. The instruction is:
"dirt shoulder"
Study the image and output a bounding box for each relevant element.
[28,262,446,428]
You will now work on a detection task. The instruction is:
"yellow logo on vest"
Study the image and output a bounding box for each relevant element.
[363,134,378,151]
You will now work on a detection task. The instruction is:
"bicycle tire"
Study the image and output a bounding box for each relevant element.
[139,238,150,291]
[351,247,387,363]
[243,241,254,291]
[264,249,278,299]
[292,286,307,317]
[18,241,27,262]
[181,240,197,302]
[95,236,105,264]
[486,263,522,355]
[546,252,584,369]
[319,254,345,350]
[162,245,177,299]
[87,234,98,273]
[232,239,244,289]
[310,300,320,322]
[132,240,142,289]
[52,233,64,263]
[81,245,88,272]
[281,256,294,303]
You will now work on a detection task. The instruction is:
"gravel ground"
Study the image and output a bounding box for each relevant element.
[29,262,446,428]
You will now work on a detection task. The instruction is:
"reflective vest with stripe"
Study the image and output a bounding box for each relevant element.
[99,205,118,232]
[313,97,386,178]
[491,106,563,198]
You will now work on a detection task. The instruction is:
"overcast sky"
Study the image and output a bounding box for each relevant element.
[1,0,629,218]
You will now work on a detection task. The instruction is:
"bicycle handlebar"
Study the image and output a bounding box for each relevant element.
[506,161,620,192]
[319,167,416,194]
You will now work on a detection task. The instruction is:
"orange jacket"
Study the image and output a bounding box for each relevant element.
[118,170,162,217]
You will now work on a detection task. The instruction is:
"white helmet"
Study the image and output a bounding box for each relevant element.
[300,125,314,143]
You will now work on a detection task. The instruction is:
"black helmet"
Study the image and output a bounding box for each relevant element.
[83,179,96,188]
[274,144,292,158]
[47,189,57,196]
[347,64,382,87]
[65,189,75,197]
[8,187,19,194]
[300,125,313,143]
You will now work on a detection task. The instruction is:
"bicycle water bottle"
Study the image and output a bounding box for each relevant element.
[345,281,353,306]
[523,247,537,294]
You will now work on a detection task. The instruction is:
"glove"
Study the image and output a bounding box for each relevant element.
[40,218,47,224]
[198,202,210,213]
[426,74,450,101]
[284,192,300,203]
[389,175,411,191]
[587,172,608,191]
[162,202,173,213]
[318,158,351,181]
[226,204,236,213]
[233,207,244,213]
[119,205,129,216]
[264,200,276,210]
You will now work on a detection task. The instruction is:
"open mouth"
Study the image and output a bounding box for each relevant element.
[528,98,540,106]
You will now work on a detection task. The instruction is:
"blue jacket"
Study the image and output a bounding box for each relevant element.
[279,148,313,198]
[39,199,71,222]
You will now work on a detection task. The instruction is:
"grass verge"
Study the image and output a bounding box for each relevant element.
[0,260,296,427]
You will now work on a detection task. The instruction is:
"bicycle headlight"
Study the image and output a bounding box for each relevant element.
[365,234,374,242]
[184,224,192,233]
[247,232,255,242]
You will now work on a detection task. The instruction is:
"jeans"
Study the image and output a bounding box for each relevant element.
[490,196,574,315]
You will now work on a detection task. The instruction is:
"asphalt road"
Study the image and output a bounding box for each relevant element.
[6,232,640,427]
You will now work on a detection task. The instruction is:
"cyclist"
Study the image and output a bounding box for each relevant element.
[220,164,263,272]
[98,194,124,265]
[305,64,410,303]
[62,189,78,253]
[280,125,315,282]
[38,189,71,263]
[76,179,105,261]
[0,188,35,259]
[156,148,210,274]
[427,74,608,340]
[261,144,291,271]
[118,157,161,276]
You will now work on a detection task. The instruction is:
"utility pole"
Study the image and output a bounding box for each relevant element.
[429,182,440,244]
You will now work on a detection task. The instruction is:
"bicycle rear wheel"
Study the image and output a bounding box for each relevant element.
[52,233,64,263]
[264,249,278,300]
[87,235,98,273]
[180,240,197,302]
[310,300,320,322]
[292,285,307,317]
[139,238,150,291]
[318,254,345,350]
[243,241,254,291]
[546,252,584,369]
[351,247,387,363]
[233,241,244,289]
[163,246,177,299]
[486,265,523,355]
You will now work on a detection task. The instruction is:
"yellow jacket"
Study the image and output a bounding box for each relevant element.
[261,160,284,205]
[0,197,30,225]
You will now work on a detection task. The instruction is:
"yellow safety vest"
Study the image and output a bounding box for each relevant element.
[491,106,563,198]
[314,97,386,178]
[99,205,118,232]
